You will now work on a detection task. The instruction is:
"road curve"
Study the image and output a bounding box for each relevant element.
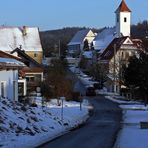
[39,95,122,148]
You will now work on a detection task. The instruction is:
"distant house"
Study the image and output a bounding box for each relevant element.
[11,48,44,94]
[68,29,96,56]
[0,58,25,101]
[99,37,141,93]
[0,26,43,64]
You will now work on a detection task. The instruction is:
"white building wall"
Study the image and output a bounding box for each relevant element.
[0,70,18,101]
[116,12,131,37]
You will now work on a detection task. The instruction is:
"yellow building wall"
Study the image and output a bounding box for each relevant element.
[26,51,43,64]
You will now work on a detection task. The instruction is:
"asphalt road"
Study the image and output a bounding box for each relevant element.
[39,95,122,148]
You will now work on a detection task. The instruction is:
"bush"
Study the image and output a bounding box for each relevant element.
[72,91,81,102]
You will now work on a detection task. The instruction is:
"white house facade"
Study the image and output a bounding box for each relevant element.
[0,58,25,101]
[68,29,96,56]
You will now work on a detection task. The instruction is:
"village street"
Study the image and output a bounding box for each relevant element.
[39,71,122,148]
[39,95,122,148]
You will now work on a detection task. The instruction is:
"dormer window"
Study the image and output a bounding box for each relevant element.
[34,53,38,57]
[124,17,127,22]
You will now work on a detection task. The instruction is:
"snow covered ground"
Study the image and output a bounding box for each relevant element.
[0,98,91,148]
[105,94,148,148]
[69,66,98,87]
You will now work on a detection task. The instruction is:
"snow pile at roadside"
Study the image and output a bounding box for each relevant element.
[0,98,90,148]
[105,95,148,148]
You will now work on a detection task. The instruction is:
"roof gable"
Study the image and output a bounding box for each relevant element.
[68,29,95,45]
[123,37,133,45]
[115,0,131,13]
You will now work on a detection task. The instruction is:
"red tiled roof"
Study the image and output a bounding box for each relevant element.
[22,67,44,73]
[115,0,131,13]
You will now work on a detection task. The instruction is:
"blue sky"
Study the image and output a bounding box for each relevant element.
[0,0,147,31]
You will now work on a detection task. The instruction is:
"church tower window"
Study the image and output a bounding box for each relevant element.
[124,17,127,22]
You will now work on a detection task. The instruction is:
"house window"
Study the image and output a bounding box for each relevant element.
[121,51,124,58]
[1,81,6,98]
[124,17,127,22]
[26,76,35,82]
[125,52,129,58]
[34,53,38,57]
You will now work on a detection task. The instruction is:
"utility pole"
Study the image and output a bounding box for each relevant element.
[113,44,116,93]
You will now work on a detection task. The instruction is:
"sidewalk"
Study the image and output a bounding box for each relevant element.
[106,95,148,148]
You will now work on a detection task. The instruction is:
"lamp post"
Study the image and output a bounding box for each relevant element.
[79,93,83,111]
[60,96,65,122]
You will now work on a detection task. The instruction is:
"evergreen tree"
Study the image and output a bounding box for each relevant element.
[83,39,89,51]
[124,53,148,103]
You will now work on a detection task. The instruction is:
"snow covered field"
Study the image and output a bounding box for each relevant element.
[106,95,148,148]
[0,98,90,148]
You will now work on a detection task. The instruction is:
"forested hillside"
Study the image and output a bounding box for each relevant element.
[40,27,87,56]
[131,20,148,38]
[40,20,148,57]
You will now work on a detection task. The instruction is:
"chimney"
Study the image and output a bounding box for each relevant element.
[22,26,27,36]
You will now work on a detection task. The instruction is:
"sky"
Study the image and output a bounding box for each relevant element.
[0,0,147,31]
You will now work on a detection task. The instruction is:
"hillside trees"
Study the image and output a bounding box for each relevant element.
[83,39,89,51]
[131,20,148,38]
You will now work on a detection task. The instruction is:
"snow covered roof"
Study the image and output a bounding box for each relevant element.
[115,0,131,13]
[93,27,116,52]
[0,57,25,68]
[82,51,93,59]
[100,37,129,61]
[0,26,42,52]
[68,29,94,45]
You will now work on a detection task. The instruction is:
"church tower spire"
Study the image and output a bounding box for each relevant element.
[115,0,131,37]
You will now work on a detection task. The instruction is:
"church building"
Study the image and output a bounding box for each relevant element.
[97,0,142,93]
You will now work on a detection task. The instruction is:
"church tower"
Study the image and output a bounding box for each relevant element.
[115,0,131,37]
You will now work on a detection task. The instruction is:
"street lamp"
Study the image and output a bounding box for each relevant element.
[79,93,83,111]
[60,96,65,122]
